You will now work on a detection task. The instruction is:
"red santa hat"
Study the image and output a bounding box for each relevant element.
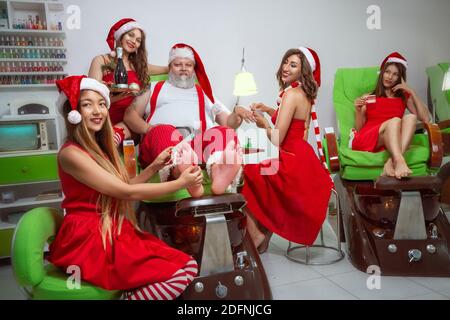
[168,43,215,103]
[56,75,111,125]
[298,47,321,87]
[381,52,408,69]
[106,18,143,57]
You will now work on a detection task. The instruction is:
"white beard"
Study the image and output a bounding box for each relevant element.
[168,72,196,89]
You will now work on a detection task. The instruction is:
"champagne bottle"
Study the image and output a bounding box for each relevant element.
[114,47,128,89]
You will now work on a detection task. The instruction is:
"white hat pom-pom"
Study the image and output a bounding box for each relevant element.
[68,110,82,124]
[110,51,116,58]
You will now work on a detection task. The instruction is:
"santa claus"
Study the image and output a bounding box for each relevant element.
[124,43,255,197]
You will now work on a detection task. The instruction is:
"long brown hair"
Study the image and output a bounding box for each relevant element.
[62,93,140,249]
[103,28,150,87]
[276,48,318,102]
[373,62,407,103]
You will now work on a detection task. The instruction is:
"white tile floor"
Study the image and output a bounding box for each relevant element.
[1,209,450,300]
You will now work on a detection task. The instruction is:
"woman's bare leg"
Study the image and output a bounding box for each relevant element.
[379,117,412,179]
[400,114,417,153]
[245,210,265,248]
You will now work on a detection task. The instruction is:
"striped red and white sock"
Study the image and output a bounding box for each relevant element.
[126,259,198,300]
[113,126,125,146]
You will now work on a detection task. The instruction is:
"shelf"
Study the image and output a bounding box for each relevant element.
[0,58,67,62]
[0,71,65,75]
[0,29,65,37]
[0,149,58,158]
[0,195,62,210]
[0,114,57,121]
[0,46,65,50]
[0,83,56,89]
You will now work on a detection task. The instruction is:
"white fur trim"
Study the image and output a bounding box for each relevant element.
[386,57,408,68]
[114,22,143,41]
[348,128,356,149]
[68,110,82,124]
[169,47,195,64]
[226,165,242,193]
[206,150,243,193]
[298,47,316,72]
[158,148,178,182]
[80,78,111,108]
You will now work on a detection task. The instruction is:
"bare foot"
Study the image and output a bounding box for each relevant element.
[381,158,395,177]
[174,142,204,197]
[210,141,243,195]
[393,157,412,179]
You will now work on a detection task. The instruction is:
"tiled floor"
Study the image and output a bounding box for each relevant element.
[1,209,450,300]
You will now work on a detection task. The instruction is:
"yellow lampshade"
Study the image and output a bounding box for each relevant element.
[233,71,258,96]
[443,68,450,91]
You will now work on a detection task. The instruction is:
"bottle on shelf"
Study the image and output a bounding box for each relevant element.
[114,47,128,88]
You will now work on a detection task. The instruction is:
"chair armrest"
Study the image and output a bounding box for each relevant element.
[415,122,443,169]
[437,119,450,130]
[324,128,340,173]
[437,120,450,155]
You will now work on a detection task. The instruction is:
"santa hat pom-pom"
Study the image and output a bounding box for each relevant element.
[110,51,116,58]
[68,110,82,124]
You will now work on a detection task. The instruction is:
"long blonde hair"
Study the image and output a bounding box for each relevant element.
[62,94,140,249]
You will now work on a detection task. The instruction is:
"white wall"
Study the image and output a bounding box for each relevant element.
[19,0,450,142]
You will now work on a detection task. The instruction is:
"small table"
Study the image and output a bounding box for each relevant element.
[242,148,264,154]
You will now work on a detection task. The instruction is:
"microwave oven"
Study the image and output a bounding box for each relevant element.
[0,120,49,153]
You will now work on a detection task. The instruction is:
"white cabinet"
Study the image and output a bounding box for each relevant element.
[0,0,67,89]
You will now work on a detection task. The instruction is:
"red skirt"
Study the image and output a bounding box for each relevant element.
[242,122,333,245]
[48,211,192,290]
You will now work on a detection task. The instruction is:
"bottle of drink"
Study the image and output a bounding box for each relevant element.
[123,140,137,178]
[114,47,128,88]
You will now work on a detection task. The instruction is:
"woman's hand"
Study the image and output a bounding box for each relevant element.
[250,102,270,114]
[234,106,256,123]
[354,94,369,111]
[392,78,414,95]
[149,147,173,171]
[109,91,134,104]
[254,112,270,129]
[178,165,203,188]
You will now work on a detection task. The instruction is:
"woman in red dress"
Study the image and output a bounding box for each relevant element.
[350,52,430,179]
[48,75,203,300]
[242,48,333,253]
[88,18,168,146]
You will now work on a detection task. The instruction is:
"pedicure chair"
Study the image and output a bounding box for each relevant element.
[131,74,272,299]
[427,63,450,205]
[137,193,272,300]
[323,67,450,276]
